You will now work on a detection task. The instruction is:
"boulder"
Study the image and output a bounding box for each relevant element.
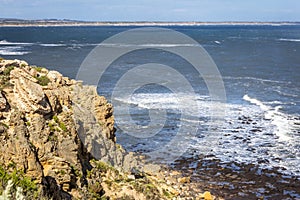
[13,76,51,113]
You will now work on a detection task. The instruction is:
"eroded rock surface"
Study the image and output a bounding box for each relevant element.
[0,59,184,200]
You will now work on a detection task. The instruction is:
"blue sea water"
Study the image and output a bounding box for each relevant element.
[1,25,300,176]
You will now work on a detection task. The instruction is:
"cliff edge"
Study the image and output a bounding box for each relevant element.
[0,59,188,200]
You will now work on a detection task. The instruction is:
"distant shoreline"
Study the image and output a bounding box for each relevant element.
[0,20,299,27]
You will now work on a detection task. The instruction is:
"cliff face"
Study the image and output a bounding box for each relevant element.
[0,59,179,199]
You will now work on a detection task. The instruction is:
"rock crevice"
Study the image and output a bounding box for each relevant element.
[0,59,183,200]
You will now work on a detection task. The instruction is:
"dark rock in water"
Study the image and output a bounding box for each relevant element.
[250,128,262,132]
[171,155,300,199]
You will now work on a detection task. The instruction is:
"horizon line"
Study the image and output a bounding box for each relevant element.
[1,18,300,23]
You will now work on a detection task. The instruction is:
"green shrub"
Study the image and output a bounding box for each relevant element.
[48,122,55,132]
[33,66,43,73]
[35,76,50,86]
[59,122,67,132]
[0,166,38,195]
[3,66,14,76]
[52,115,59,123]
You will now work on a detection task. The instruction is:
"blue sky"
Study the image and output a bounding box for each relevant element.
[0,0,299,21]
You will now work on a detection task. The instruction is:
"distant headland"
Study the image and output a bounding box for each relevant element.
[0,18,299,27]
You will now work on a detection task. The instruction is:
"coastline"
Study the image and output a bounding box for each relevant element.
[0,20,299,27]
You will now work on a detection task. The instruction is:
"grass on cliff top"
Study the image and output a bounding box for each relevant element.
[33,66,44,73]
[35,75,50,86]
[3,66,14,76]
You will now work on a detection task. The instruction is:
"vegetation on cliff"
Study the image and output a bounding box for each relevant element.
[0,59,204,200]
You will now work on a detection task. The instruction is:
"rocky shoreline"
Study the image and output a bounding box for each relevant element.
[2,58,298,199]
[171,154,300,199]
[0,58,217,199]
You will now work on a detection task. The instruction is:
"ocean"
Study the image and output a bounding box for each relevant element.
[1,25,300,191]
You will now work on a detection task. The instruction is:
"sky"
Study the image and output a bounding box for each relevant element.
[0,0,299,22]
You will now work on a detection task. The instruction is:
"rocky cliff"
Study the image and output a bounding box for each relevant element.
[0,59,188,200]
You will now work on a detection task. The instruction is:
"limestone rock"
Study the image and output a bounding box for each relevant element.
[0,92,7,111]
[13,76,51,113]
[10,67,38,83]
[47,70,64,85]
[0,59,28,68]
[0,59,184,200]
[0,110,43,182]
[94,95,116,142]
[40,156,72,191]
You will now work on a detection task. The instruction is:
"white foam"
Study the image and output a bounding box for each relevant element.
[214,40,221,44]
[243,95,296,141]
[274,89,298,98]
[0,40,33,45]
[0,46,30,55]
[279,38,300,42]
[100,43,200,48]
[223,76,289,84]
[194,99,300,176]
[115,92,300,176]
[114,92,211,118]
[243,95,269,111]
[0,50,30,55]
[39,43,66,47]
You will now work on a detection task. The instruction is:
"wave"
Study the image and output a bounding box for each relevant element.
[191,95,300,176]
[0,41,199,48]
[0,46,30,55]
[39,43,66,47]
[100,43,201,48]
[113,92,211,117]
[0,40,100,48]
[115,92,300,176]
[0,40,33,45]
[39,43,98,47]
[278,38,300,42]
[274,89,298,98]
[223,76,290,84]
[264,100,296,106]
[243,95,299,141]
[0,50,30,55]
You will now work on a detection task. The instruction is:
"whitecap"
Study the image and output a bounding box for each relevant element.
[223,76,289,84]
[39,43,66,47]
[113,92,211,118]
[0,40,33,45]
[100,43,200,48]
[278,38,300,42]
[243,94,299,141]
[0,46,30,55]
[243,95,269,111]
[0,50,30,55]
[274,89,298,98]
